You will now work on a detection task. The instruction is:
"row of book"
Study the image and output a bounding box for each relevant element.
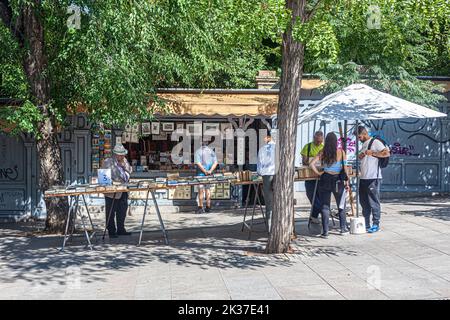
[45,172,254,196]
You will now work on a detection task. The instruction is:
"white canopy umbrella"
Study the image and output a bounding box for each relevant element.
[299,83,447,123]
[299,83,447,223]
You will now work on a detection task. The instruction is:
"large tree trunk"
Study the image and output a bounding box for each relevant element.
[266,0,306,253]
[20,2,68,232]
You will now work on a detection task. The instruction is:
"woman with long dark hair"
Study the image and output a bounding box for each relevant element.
[310,132,349,237]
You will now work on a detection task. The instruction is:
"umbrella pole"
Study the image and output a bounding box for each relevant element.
[355,120,360,217]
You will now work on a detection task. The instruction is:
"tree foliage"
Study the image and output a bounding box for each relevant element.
[1,0,283,132]
[293,0,449,106]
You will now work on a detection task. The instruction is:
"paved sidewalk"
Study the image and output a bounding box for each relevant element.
[1,197,450,300]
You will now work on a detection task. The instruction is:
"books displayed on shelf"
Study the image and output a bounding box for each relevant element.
[91,128,112,174]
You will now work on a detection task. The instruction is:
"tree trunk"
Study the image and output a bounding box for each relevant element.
[266,0,306,253]
[20,2,68,232]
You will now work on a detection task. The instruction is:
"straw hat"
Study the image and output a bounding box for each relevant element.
[113,144,128,155]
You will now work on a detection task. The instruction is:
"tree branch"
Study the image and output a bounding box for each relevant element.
[305,0,323,22]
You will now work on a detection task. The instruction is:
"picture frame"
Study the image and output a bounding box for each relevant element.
[152,132,168,141]
[141,122,151,136]
[131,123,140,135]
[162,122,175,131]
[151,122,160,135]
[176,122,184,130]
[122,132,131,143]
[203,123,220,135]
[186,123,202,136]
[130,132,139,143]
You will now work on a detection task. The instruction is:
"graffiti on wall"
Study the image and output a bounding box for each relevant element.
[359,118,448,157]
[0,166,19,181]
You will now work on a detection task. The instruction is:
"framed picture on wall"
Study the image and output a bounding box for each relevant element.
[176,122,184,130]
[130,132,139,143]
[152,132,168,141]
[132,123,140,134]
[162,122,175,131]
[141,122,151,136]
[186,123,202,136]
[151,122,160,135]
[203,123,220,135]
[122,132,131,143]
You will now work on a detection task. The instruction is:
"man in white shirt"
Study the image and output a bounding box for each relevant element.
[194,139,218,213]
[257,131,276,232]
[356,126,390,233]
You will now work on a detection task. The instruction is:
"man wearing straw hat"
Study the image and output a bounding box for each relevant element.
[102,144,133,238]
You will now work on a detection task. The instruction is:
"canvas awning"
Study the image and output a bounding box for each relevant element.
[298,83,447,123]
[154,91,278,117]
[153,80,326,117]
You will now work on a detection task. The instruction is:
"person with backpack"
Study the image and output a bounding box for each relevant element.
[355,126,390,233]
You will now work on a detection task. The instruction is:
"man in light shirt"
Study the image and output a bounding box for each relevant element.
[257,131,276,232]
[194,139,218,214]
[356,126,390,233]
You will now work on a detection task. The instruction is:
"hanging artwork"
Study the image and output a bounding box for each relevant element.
[151,122,160,135]
[141,122,151,136]
[162,122,175,131]
[186,123,202,136]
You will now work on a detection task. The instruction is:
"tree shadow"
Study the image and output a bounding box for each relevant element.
[384,197,450,221]
[0,215,360,286]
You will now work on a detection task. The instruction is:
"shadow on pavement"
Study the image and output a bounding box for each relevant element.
[0,214,360,286]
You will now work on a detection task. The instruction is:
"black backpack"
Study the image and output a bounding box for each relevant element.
[368,136,390,168]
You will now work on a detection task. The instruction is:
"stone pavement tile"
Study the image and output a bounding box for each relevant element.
[96,289,135,300]
[221,272,282,300]
[263,270,327,287]
[408,254,450,269]
[172,288,231,300]
[377,278,444,300]
[302,260,351,273]
[136,274,171,287]
[421,241,450,255]
[326,281,390,300]
[423,266,450,282]
[313,270,362,282]
[134,284,171,300]
[228,286,282,300]
[411,221,450,234]
[276,284,344,300]
[170,271,227,293]
[60,289,99,300]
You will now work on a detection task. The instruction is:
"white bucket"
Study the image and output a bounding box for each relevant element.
[350,217,366,234]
